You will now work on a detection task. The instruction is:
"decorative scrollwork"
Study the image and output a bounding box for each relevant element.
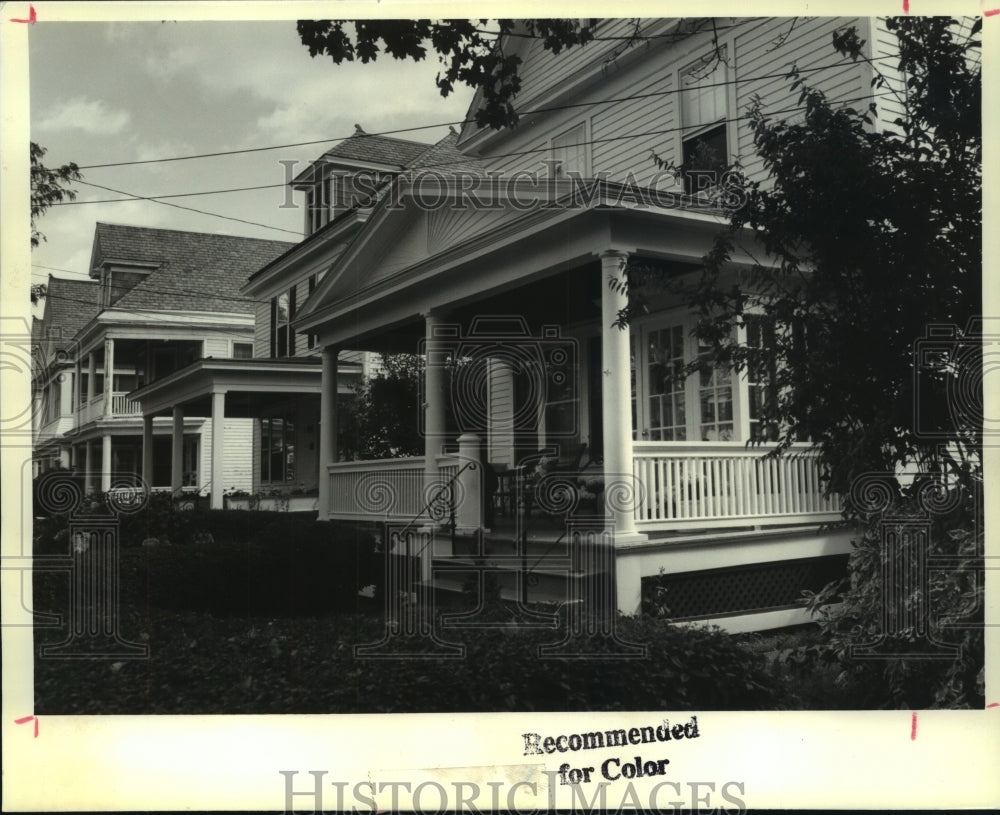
[35,471,84,515]
[533,472,580,515]
[848,472,898,516]
[355,475,398,514]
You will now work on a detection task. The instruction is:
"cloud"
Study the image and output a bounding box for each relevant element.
[35,98,131,135]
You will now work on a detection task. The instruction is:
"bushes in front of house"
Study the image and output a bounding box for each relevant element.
[121,516,381,618]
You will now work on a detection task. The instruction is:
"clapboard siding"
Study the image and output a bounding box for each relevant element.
[513,18,650,110]
[198,417,254,493]
[870,17,907,132]
[254,300,271,358]
[203,336,231,358]
[735,17,866,183]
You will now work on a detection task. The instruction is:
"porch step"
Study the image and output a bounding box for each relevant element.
[422,563,601,606]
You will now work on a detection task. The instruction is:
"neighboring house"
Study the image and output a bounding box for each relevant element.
[285,17,911,629]
[130,127,472,510]
[32,223,296,499]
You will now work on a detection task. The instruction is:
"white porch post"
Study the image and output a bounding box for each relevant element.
[210,391,226,509]
[599,250,645,614]
[318,347,338,517]
[103,337,115,417]
[83,441,93,494]
[142,414,154,488]
[599,250,637,538]
[424,311,447,492]
[171,406,184,494]
[100,434,112,492]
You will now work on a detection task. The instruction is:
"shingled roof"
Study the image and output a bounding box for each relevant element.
[38,276,101,351]
[92,223,295,315]
[408,129,483,173]
[320,125,430,168]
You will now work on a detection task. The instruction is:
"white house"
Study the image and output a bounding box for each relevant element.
[33,223,297,499]
[284,17,913,629]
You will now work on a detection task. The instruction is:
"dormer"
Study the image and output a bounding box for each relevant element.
[289,124,430,237]
[88,223,159,308]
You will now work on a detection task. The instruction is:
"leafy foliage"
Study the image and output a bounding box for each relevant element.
[804,488,984,709]
[297,19,597,129]
[339,353,424,459]
[30,142,81,248]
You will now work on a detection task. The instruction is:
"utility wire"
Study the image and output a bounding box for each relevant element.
[75,51,905,171]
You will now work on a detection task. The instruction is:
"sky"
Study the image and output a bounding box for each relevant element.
[28,18,473,294]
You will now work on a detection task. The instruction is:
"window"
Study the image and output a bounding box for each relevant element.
[551,123,587,177]
[646,325,687,440]
[697,337,733,441]
[233,342,253,360]
[542,341,577,441]
[270,286,296,357]
[260,416,295,484]
[680,50,729,194]
[307,275,318,349]
[182,436,199,487]
[746,315,780,442]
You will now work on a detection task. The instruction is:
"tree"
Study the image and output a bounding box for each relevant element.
[658,16,981,708]
[31,142,81,249]
[338,354,424,460]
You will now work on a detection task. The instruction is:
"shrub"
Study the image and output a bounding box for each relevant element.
[125,517,381,617]
[805,489,985,709]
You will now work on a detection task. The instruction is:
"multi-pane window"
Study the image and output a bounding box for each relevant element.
[542,341,577,440]
[646,325,687,440]
[746,315,780,441]
[680,50,729,194]
[697,338,734,440]
[551,123,587,177]
[270,287,296,358]
[260,416,295,484]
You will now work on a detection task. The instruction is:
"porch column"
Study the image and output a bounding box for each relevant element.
[599,250,637,539]
[318,346,338,516]
[210,391,226,510]
[101,433,112,492]
[103,337,115,417]
[142,414,154,488]
[83,442,93,494]
[423,311,447,489]
[171,406,184,494]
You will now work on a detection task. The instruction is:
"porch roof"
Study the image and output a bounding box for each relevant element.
[128,357,359,418]
[294,176,740,349]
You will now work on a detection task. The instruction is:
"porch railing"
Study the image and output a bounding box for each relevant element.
[327,455,460,521]
[632,442,842,530]
[111,391,142,416]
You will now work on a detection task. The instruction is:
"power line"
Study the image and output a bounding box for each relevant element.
[74,51,904,172]
[54,87,902,211]
[68,178,302,236]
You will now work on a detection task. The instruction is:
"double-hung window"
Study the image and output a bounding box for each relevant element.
[680,50,730,195]
[551,123,587,177]
[260,416,295,484]
[270,286,296,358]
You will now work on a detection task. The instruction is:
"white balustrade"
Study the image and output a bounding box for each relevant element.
[327,455,460,521]
[632,442,841,530]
